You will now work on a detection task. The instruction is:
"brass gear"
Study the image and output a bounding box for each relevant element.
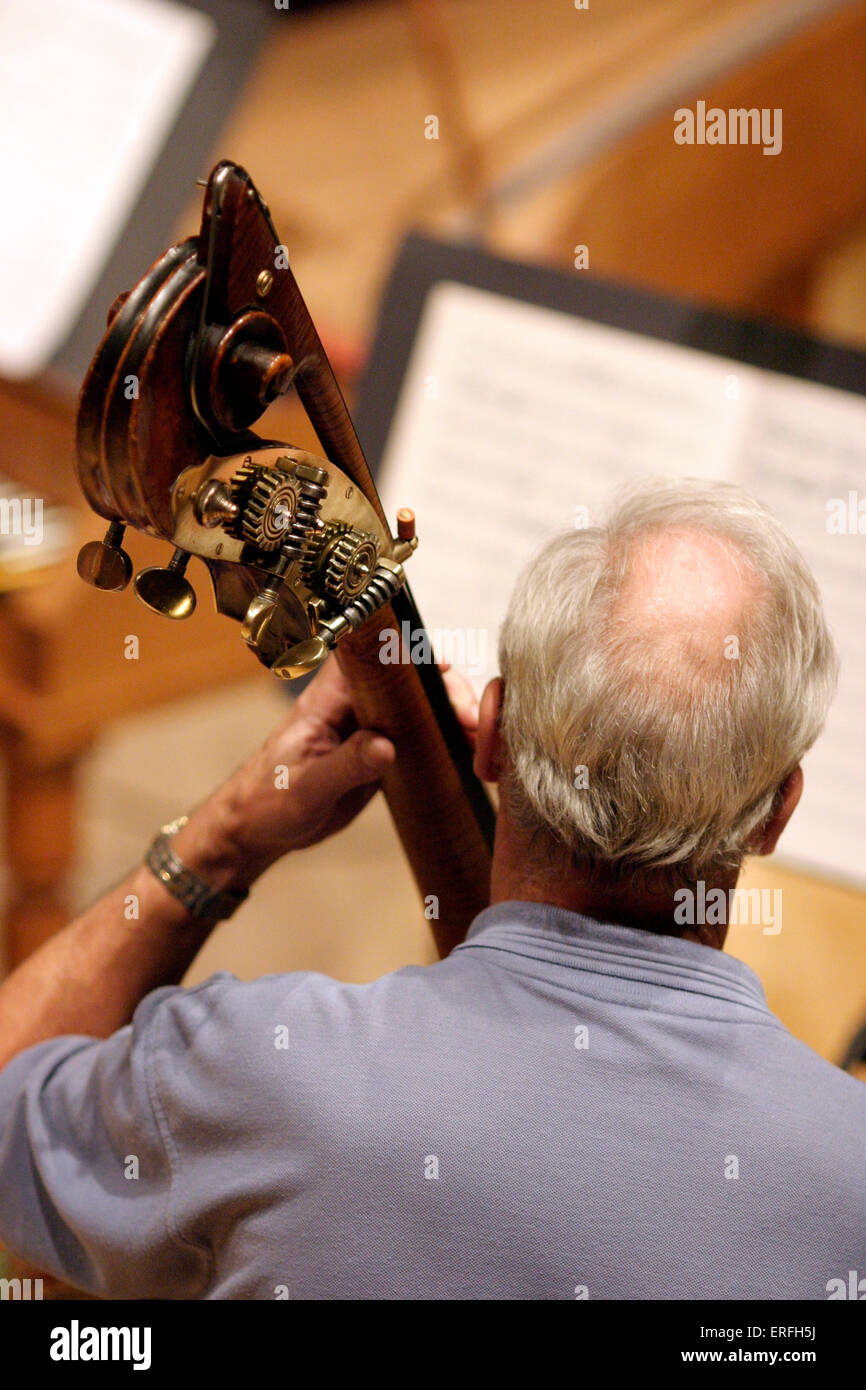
[300,520,348,587]
[228,464,299,551]
[323,528,379,603]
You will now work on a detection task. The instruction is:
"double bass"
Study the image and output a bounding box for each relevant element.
[74,160,494,956]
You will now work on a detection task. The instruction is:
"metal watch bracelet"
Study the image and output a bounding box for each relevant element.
[145,815,249,921]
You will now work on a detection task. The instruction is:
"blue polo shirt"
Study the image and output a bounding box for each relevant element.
[0,901,863,1299]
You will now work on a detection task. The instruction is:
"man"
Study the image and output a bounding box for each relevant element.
[0,477,862,1299]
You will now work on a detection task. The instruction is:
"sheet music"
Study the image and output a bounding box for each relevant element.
[0,0,215,379]
[736,374,866,881]
[378,281,866,887]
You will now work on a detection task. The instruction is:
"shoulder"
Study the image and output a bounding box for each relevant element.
[145,959,455,1042]
[749,1025,866,1173]
[124,960,481,1171]
[142,958,468,1094]
[779,1031,866,1116]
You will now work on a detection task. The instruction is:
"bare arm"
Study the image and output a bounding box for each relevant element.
[0,660,479,1073]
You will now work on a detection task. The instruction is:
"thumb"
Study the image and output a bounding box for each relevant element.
[308,728,395,803]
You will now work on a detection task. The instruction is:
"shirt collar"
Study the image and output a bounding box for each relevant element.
[457,899,772,1016]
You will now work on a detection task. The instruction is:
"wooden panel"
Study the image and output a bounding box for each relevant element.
[729,861,866,1066]
[548,2,866,317]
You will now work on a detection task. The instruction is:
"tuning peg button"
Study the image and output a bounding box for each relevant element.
[134,548,196,619]
[77,522,133,591]
[271,636,332,680]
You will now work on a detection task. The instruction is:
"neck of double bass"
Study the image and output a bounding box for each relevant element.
[272,268,495,951]
[335,586,495,957]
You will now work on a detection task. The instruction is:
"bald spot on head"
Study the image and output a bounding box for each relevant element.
[609,526,767,679]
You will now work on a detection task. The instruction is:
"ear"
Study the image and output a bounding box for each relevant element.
[753,765,803,856]
[473,677,504,784]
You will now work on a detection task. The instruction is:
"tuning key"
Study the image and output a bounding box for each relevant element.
[134,548,196,619]
[77,521,133,592]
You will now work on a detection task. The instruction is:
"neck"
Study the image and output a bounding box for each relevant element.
[489,812,735,950]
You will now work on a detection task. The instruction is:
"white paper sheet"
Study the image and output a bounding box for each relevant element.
[378,281,866,887]
[0,0,215,378]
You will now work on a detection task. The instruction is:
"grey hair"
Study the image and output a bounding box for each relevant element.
[498,477,839,880]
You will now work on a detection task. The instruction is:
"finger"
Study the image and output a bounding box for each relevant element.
[301,728,396,808]
[296,656,356,736]
[443,667,479,729]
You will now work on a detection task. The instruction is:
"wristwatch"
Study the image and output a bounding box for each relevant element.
[145,815,249,921]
